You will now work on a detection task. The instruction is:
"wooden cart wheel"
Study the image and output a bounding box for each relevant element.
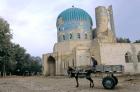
[102,76,116,89]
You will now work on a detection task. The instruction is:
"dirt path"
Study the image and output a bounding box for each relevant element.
[0,76,139,92]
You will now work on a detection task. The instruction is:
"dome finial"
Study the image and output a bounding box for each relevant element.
[72,5,74,8]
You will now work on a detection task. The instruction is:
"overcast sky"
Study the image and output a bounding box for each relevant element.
[0,0,140,57]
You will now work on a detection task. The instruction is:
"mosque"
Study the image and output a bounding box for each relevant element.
[42,5,140,76]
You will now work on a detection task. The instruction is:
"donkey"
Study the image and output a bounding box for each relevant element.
[67,66,94,88]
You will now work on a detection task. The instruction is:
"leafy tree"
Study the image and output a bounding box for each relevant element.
[117,37,131,43]
[134,40,140,43]
[0,17,42,76]
[30,56,42,73]
[12,44,26,75]
[0,17,12,76]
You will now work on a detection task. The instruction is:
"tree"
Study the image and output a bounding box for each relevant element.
[0,17,12,76]
[0,17,42,76]
[13,44,27,75]
[117,37,131,43]
[30,56,42,74]
[134,40,140,43]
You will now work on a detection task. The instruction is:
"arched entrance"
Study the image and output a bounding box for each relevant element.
[47,56,56,76]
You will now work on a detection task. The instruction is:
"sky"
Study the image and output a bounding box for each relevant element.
[0,0,140,57]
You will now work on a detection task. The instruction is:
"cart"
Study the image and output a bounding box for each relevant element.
[69,65,124,89]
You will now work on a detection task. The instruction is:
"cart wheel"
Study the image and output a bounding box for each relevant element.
[112,75,118,85]
[102,76,115,89]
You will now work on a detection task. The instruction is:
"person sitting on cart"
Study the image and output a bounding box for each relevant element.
[91,56,98,71]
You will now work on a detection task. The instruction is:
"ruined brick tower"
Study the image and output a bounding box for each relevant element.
[95,5,116,43]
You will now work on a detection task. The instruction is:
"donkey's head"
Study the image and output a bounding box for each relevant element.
[67,66,75,77]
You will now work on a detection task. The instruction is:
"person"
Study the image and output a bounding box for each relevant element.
[91,56,98,70]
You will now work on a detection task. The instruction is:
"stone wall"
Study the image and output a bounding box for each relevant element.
[43,40,93,75]
[99,43,140,74]
[42,54,48,75]
[75,46,91,66]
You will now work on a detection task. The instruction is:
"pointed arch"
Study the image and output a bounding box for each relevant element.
[137,51,140,62]
[70,33,72,39]
[125,52,132,63]
[77,33,80,39]
[63,35,65,40]
[47,56,56,76]
[85,33,87,39]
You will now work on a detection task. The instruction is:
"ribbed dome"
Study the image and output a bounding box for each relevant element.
[56,7,93,30]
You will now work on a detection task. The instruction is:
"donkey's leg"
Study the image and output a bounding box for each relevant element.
[75,74,79,87]
[86,77,92,88]
[90,82,91,87]
[86,77,94,88]
[89,77,94,88]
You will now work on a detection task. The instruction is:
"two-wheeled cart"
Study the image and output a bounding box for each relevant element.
[69,65,124,89]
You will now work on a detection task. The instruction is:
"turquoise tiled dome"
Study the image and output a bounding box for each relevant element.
[56,7,93,31]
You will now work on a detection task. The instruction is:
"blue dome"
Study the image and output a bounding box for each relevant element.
[56,7,93,31]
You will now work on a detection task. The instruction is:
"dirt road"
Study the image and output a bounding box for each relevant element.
[0,75,139,92]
